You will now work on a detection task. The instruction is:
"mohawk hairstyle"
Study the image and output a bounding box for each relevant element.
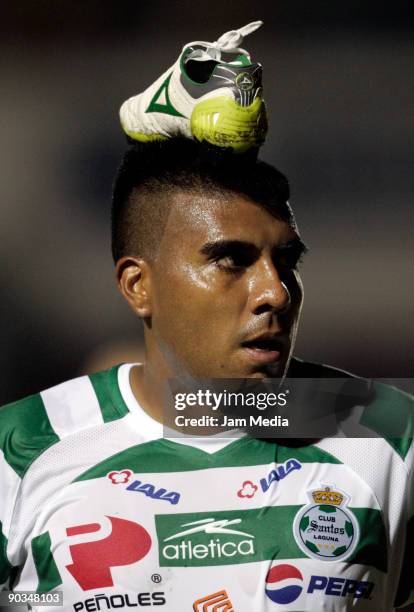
[111,139,294,263]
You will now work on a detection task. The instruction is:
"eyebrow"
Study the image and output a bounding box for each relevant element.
[273,238,309,257]
[200,238,308,259]
[200,240,259,259]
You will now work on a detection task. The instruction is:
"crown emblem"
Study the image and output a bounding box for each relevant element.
[311,486,344,506]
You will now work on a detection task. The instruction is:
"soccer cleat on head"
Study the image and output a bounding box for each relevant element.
[120,21,268,153]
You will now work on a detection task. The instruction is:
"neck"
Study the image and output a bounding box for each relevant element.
[129,361,168,425]
[129,330,181,424]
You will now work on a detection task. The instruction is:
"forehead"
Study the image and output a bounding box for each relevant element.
[161,191,297,248]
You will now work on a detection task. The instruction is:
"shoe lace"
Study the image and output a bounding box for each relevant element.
[184,21,263,63]
[213,21,263,53]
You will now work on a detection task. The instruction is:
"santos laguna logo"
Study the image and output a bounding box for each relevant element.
[293,485,359,562]
[155,514,255,567]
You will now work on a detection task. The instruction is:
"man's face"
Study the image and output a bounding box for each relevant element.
[147,191,305,379]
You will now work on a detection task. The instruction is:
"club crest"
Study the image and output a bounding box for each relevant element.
[293,485,359,562]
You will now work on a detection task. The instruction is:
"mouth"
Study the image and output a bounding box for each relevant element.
[240,335,285,365]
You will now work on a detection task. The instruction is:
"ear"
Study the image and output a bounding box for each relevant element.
[115,256,152,319]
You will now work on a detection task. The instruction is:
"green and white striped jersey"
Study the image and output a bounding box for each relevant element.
[0,360,413,611]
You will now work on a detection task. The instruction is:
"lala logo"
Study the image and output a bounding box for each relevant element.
[107,470,132,484]
[237,481,258,499]
[260,459,302,493]
[126,479,181,505]
[237,459,302,498]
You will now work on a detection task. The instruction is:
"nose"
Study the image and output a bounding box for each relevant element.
[249,258,291,315]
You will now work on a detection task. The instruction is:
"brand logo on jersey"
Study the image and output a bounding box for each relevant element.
[293,485,359,562]
[73,592,166,610]
[307,575,374,600]
[156,513,255,567]
[165,517,252,538]
[107,469,132,484]
[237,480,258,498]
[193,589,234,611]
[265,564,304,604]
[260,459,302,493]
[237,459,302,499]
[126,479,181,505]
[264,563,375,605]
[66,516,152,590]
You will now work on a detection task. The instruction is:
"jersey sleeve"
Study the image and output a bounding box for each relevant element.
[394,517,414,608]
[359,381,414,608]
[0,398,23,589]
[1,397,21,588]
[0,392,59,590]
[0,393,67,589]
[0,446,20,589]
[0,376,104,591]
[391,389,414,609]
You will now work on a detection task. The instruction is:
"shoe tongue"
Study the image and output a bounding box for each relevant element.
[185,48,250,66]
[185,48,216,62]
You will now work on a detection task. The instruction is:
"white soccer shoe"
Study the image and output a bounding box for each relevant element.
[120,21,268,153]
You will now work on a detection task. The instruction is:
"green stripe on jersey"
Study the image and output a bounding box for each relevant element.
[360,382,414,460]
[74,438,341,482]
[155,506,387,571]
[0,394,59,478]
[0,521,13,584]
[32,532,62,593]
[89,365,129,423]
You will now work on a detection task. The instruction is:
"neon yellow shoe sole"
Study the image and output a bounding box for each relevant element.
[190,96,268,153]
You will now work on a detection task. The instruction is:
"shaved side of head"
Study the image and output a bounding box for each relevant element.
[111,139,295,263]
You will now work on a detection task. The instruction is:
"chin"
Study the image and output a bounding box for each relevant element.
[243,370,267,379]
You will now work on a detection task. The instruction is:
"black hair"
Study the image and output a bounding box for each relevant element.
[111,138,294,263]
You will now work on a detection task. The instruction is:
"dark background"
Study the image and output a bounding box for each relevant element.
[1,0,413,406]
[0,4,413,610]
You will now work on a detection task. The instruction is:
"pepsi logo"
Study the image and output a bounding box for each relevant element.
[265,564,303,604]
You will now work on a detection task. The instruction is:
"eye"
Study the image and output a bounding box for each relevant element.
[279,252,304,270]
[273,243,307,271]
[214,256,244,275]
[201,241,261,274]
[214,251,256,274]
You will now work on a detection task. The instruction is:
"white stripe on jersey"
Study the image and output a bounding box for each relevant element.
[41,376,104,439]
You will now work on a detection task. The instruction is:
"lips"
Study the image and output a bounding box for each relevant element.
[241,335,285,365]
